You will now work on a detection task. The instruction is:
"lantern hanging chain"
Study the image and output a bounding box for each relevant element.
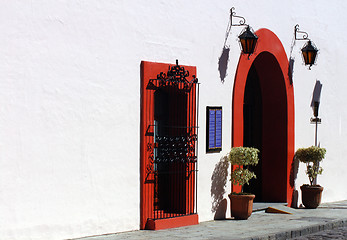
[224,7,248,47]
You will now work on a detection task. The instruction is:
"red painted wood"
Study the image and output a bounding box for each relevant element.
[140,61,198,230]
[232,29,295,205]
[145,214,199,230]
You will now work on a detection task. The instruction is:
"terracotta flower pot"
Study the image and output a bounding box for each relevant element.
[300,185,323,209]
[228,194,255,220]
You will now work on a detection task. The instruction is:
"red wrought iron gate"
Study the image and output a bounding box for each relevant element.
[140,60,199,230]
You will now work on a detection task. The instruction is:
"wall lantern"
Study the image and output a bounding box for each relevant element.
[229,7,258,58]
[301,40,318,69]
[238,26,258,56]
[294,24,319,69]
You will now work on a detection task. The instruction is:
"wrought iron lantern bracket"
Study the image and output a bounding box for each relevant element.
[226,7,258,58]
[230,7,247,27]
[294,24,310,41]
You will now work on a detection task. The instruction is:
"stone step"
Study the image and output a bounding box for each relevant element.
[252,202,288,212]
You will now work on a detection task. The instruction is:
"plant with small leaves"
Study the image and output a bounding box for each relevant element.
[227,147,259,192]
[295,146,326,186]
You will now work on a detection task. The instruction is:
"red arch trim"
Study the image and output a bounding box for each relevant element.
[232,28,295,205]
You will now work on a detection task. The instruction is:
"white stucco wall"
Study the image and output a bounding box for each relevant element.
[0,1,346,239]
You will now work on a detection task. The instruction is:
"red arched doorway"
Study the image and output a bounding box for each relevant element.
[232,29,295,205]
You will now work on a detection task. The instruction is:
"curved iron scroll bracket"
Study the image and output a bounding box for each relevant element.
[294,24,310,41]
[230,7,247,26]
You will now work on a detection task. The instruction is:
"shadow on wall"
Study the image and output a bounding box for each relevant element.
[290,155,300,208]
[288,35,296,84]
[288,57,294,84]
[211,156,229,219]
[218,47,230,83]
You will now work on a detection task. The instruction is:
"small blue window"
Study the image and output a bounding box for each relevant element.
[206,107,222,153]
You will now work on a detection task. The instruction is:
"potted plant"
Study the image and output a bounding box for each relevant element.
[227,147,259,219]
[295,146,326,208]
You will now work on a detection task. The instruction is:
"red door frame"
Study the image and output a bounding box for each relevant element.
[232,29,295,206]
[140,61,199,230]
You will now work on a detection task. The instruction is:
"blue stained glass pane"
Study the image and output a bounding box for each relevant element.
[209,110,216,148]
[215,110,222,148]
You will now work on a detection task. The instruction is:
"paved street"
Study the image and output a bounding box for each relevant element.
[291,226,347,239]
[73,200,347,240]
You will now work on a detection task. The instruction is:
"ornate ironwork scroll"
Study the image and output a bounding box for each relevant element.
[147,60,198,92]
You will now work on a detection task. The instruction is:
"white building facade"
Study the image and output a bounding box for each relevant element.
[0,1,346,239]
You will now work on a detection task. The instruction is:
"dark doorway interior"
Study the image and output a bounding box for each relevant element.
[154,86,188,214]
[241,52,288,203]
[243,64,263,201]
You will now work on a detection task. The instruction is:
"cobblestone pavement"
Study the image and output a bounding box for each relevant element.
[291,226,347,239]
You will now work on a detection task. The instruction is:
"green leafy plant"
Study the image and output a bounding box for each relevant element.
[227,147,259,193]
[295,146,326,186]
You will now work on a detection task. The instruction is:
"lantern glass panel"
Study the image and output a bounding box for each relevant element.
[302,51,309,64]
[240,38,247,53]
